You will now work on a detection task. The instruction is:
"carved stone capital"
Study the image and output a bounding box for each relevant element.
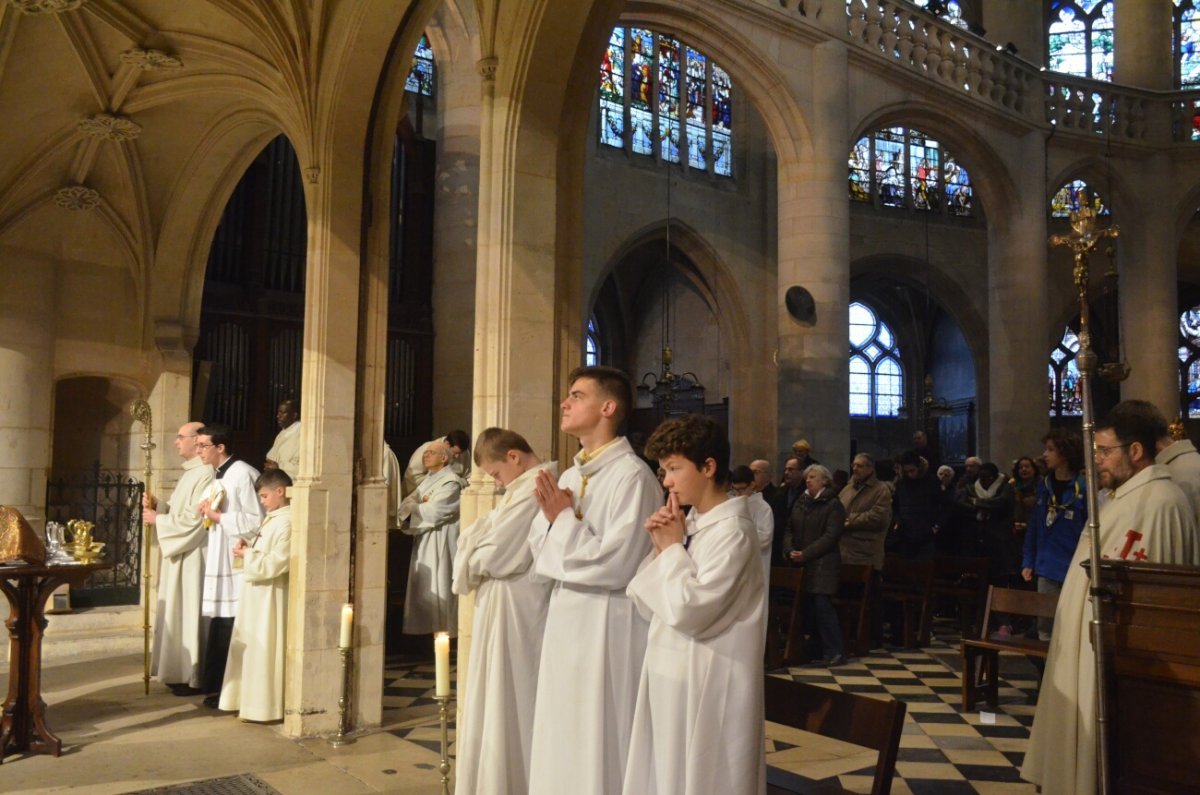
[78,113,142,142]
[477,56,498,82]
[120,48,184,71]
[54,185,99,211]
[9,0,85,13]
[304,166,320,184]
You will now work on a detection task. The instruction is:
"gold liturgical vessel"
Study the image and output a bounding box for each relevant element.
[66,519,105,563]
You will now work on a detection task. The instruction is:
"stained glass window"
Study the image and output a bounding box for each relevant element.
[585,318,601,367]
[597,28,733,177]
[1049,327,1083,416]
[1048,1,1114,82]
[1177,0,1200,89]
[848,127,973,215]
[405,34,435,96]
[1049,179,1109,218]
[907,0,969,29]
[1178,307,1200,417]
[849,302,904,418]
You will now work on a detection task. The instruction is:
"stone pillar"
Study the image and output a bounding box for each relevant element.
[776,41,850,466]
[1119,153,1178,417]
[0,248,55,530]
[1114,0,1172,90]
[987,131,1048,464]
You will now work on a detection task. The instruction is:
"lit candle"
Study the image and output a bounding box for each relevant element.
[434,632,450,697]
[339,603,353,648]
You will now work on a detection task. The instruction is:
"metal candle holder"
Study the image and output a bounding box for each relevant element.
[329,645,356,746]
[436,694,451,794]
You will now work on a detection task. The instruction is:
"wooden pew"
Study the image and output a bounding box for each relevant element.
[764,675,906,795]
[767,566,805,668]
[932,555,990,638]
[960,585,1058,710]
[880,557,935,648]
[832,563,874,658]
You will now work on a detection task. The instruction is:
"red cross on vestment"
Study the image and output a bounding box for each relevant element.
[1119,530,1144,561]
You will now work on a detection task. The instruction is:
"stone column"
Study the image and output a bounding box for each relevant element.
[0,248,55,530]
[776,41,850,466]
[1119,153,1178,416]
[1114,0,1172,90]
[987,131,1048,464]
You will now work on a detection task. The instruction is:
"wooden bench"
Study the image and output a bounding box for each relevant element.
[764,675,906,795]
[932,555,990,638]
[767,566,805,668]
[960,585,1059,710]
[832,563,874,658]
[880,557,935,648]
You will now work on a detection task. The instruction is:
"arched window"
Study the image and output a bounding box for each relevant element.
[907,0,969,29]
[1177,0,1200,88]
[849,302,903,417]
[1048,0,1114,82]
[598,27,734,177]
[1049,327,1084,416]
[405,34,435,96]
[1050,179,1109,218]
[1179,305,1200,417]
[848,127,974,216]
[585,318,601,367]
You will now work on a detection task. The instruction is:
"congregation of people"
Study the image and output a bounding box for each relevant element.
[146,376,1200,795]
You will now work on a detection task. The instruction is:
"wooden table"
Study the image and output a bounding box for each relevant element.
[0,560,111,762]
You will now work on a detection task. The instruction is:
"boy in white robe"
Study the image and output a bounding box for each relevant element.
[219,468,292,721]
[398,438,464,635]
[143,421,214,691]
[1023,401,1199,794]
[527,366,661,795]
[623,415,766,795]
[451,428,556,795]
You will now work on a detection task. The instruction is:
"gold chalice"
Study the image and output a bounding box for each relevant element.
[73,541,105,564]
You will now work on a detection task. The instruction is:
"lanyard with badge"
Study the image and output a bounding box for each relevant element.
[1044,475,1081,527]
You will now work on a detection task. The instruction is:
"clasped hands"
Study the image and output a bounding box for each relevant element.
[196,498,221,525]
[232,538,248,559]
[533,470,574,523]
[644,492,686,554]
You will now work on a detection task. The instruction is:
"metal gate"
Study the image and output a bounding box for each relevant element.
[44,465,144,607]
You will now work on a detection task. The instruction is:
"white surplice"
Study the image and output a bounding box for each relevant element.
[151,456,214,687]
[265,421,300,476]
[399,465,463,635]
[1158,438,1200,520]
[451,462,557,795]
[526,437,661,795]
[201,459,265,619]
[622,496,767,795]
[745,490,774,619]
[219,505,291,721]
[404,439,471,498]
[1022,464,1199,795]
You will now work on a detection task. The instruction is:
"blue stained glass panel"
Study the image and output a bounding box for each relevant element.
[875,129,906,209]
[1049,6,1087,77]
[686,48,707,170]
[629,29,654,155]
[405,34,435,96]
[599,28,625,149]
[908,131,939,211]
[659,36,681,163]
[849,136,871,202]
[875,358,902,417]
[1090,2,1115,81]
[631,107,653,156]
[944,155,972,215]
[850,356,871,416]
[712,130,732,176]
[1050,179,1108,218]
[1179,2,1200,88]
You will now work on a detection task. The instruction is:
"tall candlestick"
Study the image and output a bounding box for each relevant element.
[339,603,353,648]
[434,632,450,697]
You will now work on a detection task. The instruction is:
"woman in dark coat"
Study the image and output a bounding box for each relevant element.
[783,464,847,666]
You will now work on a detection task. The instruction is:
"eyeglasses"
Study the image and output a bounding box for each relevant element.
[1093,442,1131,459]
[195,442,214,450]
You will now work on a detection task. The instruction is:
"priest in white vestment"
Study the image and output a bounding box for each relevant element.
[1156,423,1200,520]
[731,465,775,610]
[398,438,464,635]
[195,424,266,699]
[451,428,556,795]
[527,366,661,795]
[623,416,766,795]
[402,430,472,497]
[1023,403,1199,794]
[220,468,292,721]
[263,399,301,477]
[145,421,214,690]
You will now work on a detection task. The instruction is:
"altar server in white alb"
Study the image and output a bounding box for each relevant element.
[263,399,300,477]
[623,415,766,795]
[219,468,292,721]
[195,423,266,702]
[1023,401,1199,795]
[398,438,464,635]
[143,421,214,692]
[402,430,472,497]
[527,366,661,795]
[451,428,556,795]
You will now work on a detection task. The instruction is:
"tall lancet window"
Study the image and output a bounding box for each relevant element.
[405,34,435,96]
[1048,0,1115,81]
[1176,1,1200,88]
[1049,327,1084,416]
[849,302,903,418]
[585,318,601,367]
[1179,305,1200,418]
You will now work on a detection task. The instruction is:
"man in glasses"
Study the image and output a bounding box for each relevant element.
[1024,400,1199,795]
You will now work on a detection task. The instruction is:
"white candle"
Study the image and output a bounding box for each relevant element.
[434,632,450,697]
[339,603,353,648]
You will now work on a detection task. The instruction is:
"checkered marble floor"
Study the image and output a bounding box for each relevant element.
[381,621,1044,794]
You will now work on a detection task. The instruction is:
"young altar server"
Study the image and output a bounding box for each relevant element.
[219,468,292,721]
[397,438,464,635]
[451,428,556,795]
[195,424,266,703]
[527,366,662,795]
[622,415,766,795]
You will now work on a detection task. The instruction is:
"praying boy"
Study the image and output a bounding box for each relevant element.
[527,366,662,795]
[451,428,556,795]
[622,415,766,795]
[218,468,292,722]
